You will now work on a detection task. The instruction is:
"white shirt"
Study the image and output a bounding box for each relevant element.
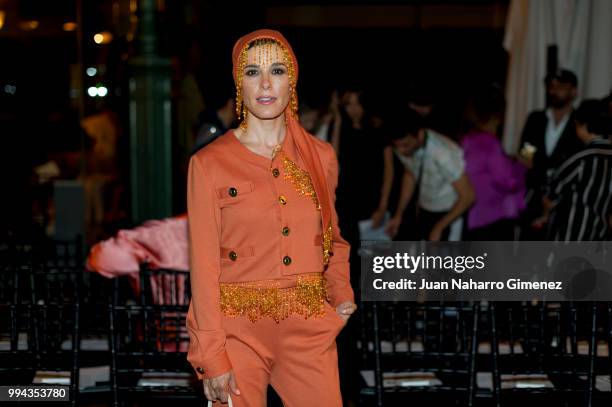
[395,130,465,212]
[544,108,570,157]
[314,122,330,142]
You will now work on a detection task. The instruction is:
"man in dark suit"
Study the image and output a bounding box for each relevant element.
[519,69,584,239]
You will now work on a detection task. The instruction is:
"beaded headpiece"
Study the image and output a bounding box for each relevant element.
[233,38,298,131]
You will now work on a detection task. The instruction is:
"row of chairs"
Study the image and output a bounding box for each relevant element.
[4,268,611,406]
[2,235,611,406]
[359,301,612,406]
[0,262,201,406]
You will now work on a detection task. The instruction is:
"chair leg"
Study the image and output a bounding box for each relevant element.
[372,302,384,407]
[109,301,119,407]
[490,303,501,407]
[586,302,597,407]
[72,304,81,407]
[467,303,479,407]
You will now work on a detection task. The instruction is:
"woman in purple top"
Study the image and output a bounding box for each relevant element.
[461,86,527,240]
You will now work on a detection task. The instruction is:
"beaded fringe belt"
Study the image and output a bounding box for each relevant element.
[219,273,327,322]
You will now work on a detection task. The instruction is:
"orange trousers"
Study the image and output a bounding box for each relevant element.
[213,302,345,407]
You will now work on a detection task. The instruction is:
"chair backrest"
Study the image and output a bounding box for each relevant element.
[110,267,189,371]
[109,265,196,405]
[0,302,36,380]
[360,301,480,406]
[139,265,191,306]
[489,301,602,406]
[0,265,81,406]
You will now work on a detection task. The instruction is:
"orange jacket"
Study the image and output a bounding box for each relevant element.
[186,129,353,378]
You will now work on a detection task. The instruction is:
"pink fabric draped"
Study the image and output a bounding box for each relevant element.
[86,214,189,305]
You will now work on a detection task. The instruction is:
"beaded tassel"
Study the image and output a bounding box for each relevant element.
[280,151,320,209]
[220,274,326,322]
[322,225,333,266]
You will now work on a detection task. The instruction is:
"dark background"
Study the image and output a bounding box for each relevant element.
[0,0,509,229]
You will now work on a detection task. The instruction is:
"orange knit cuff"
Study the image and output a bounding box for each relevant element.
[192,350,232,380]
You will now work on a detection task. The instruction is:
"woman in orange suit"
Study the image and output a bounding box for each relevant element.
[186,29,356,406]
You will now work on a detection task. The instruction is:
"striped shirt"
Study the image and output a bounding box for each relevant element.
[546,139,612,241]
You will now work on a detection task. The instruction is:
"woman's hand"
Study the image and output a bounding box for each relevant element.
[203,370,240,403]
[336,301,357,323]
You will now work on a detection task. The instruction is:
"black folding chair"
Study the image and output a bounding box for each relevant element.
[488,301,610,407]
[0,265,82,406]
[28,266,82,406]
[359,301,480,406]
[109,265,202,406]
[592,302,612,406]
[0,264,36,386]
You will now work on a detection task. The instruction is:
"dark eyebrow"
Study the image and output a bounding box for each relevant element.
[244,62,287,70]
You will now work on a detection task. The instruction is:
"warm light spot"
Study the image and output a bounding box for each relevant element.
[19,20,39,31]
[63,22,77,32]
[0,11,6,30]
[93,31,113,45]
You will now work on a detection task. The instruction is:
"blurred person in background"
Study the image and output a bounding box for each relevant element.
[317,90,339,147]
[333,90,390,275]
[386,83,439,240]
[321,88,389,405]
[193,83,236,153]
[176,39,206,160]
[461,85,527,240]
[298,102,320,134]
[79,108,122,244]
[387,109,474,241]
[298,91,342,143]
[519,69,583,239]
[543,99,612,241]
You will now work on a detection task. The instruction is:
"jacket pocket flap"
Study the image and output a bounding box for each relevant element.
[216,181,255,200]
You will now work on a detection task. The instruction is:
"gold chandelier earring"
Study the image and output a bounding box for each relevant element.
[235,43,250,133]
[239,108,248,132]
[290,86,298,120]
[236,88,248,133]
